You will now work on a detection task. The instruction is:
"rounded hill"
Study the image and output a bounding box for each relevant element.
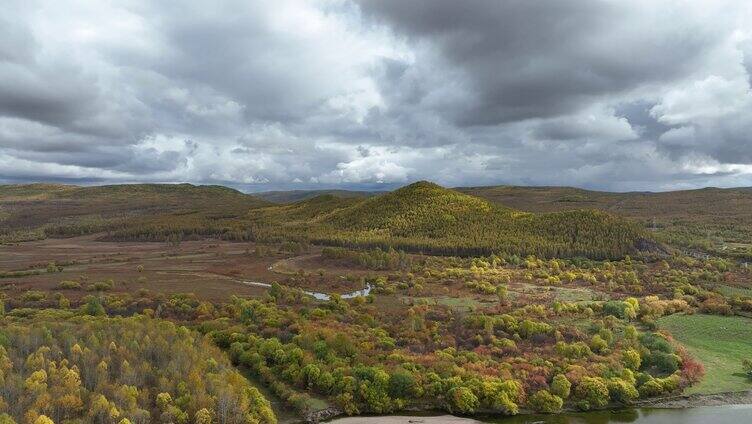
[254,181,652,259]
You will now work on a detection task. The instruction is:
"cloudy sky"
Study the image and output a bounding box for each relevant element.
[2,0,752,192]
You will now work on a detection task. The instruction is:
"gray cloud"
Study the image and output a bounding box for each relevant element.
[0,0,750,191]
[358,0,722,126]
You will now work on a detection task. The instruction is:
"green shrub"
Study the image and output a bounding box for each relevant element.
[575,377,609,410]
[550,374,571,399]
[528,390,563,413]
[446,386,479,414]
[638,379,663,397]
[58,280,82,290]
[607,378,638,403]
[86,280,114,292]
[20,291,46,302]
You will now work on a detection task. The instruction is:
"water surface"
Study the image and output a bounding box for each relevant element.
[242,281,372,301]
[328,405,752,424]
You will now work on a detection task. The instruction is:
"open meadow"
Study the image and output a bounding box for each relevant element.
[658,314,752,394]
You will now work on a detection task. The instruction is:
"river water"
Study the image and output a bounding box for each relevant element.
[242,281,372,301]
[327,405,752,424]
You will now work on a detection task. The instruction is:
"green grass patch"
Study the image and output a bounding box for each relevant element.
[715,284,752,298]
[517,283,596,302]
[400,296,492,310]
[548,286,595,302]
[658,313,752,394]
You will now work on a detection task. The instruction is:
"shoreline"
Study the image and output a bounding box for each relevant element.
[306,390,752,423]
[633,389,752,409]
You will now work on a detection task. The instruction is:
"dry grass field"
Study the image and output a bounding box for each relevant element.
[0,236,282,301]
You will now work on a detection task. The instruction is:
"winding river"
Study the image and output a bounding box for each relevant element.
[327,405,752,424]
[241,281,372,301]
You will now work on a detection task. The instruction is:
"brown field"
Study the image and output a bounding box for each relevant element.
[0,235,379,302]
[2,234,608,308]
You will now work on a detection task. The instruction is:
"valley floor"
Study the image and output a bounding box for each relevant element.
[0,235,367,301]
[3,234,752,423]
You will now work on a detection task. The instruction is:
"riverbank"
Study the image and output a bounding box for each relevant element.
[634,389,752,409]
[309,390,752,424]
[324,404,752,424]
[327,416,473,424]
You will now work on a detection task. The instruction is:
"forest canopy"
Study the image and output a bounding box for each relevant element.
[249,182,652,259]
[0,316,276,424]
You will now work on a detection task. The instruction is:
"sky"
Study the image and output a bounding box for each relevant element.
[2,0,752,192]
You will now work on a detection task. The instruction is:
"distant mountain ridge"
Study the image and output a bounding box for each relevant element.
[255,189,383,203]
[455,184,752,218]
[0,183,269,243]
[5,180,749,259]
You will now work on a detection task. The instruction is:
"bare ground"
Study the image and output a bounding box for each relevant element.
[0,235,286,301]
[0,235,394,301]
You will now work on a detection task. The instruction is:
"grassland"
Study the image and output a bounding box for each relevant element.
[716,284,752,298]
[658,314,752,394]
[0,235,287,301]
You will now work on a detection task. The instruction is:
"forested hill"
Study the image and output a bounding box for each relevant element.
[251,181,653,259]
[0,183,269,243]
[1,181,658,259]
[456,185,752,259]
[0,182,267,205]
[255,189,382,203]
[455,185,752,218]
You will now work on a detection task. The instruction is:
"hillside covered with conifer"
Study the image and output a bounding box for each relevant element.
[250,181,652,259]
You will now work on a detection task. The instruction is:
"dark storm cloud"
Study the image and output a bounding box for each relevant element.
[2,143,183,173]
[359,0,721,126]
[0,0,751,190]
[614,102,672,141]
[0,19,99,132]
[147,6,317,122]
[0,75,98,131]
